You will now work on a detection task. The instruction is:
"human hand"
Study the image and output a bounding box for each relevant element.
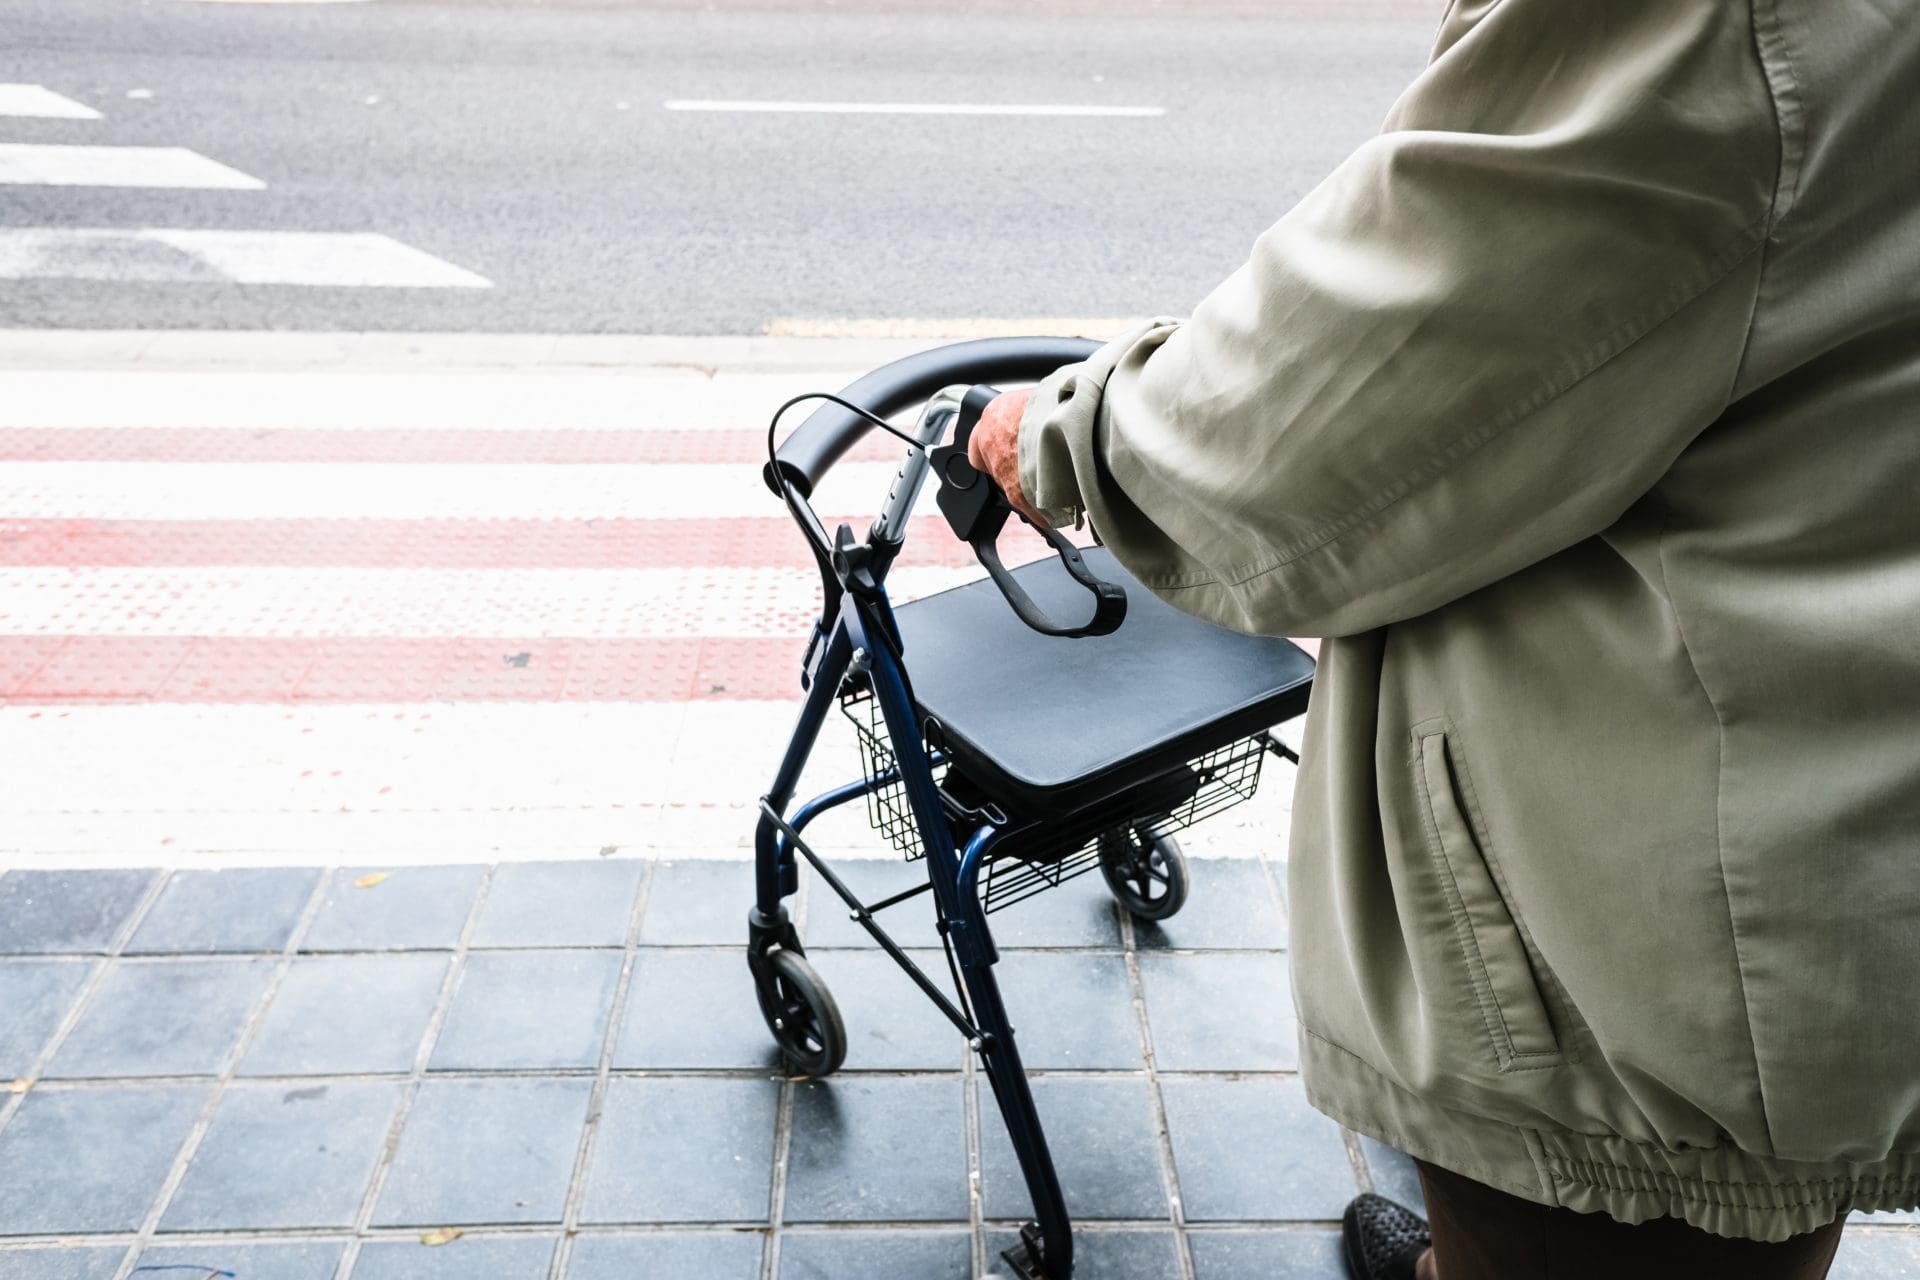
[965,388,1048,527]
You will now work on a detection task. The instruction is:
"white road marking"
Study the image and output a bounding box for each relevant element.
[0,144,264,189]
[0,369,869,431]
[0,460,919,520]
[0,85,102,120]
[663,99,1166,118]
[0,230,490,288]
[0,565,974,637]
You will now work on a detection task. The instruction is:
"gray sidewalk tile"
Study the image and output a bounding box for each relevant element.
[0,1246,123,1280]
[0,959,94,1076]
[801,860,943,952]
[1189,1229,1346,1279]
[1833,1230,1920,1278]
[1135,858,1288,952]
[779,1229,971,1280]
[566,1232,765,1279]
[351,1234,558,1279]
[134,1240,346,1280]
[162,1080,403,1230]
[982,1228,1180,1280]
[639,861,752,946]
[982,874,1124,950]
[1161,1076,1355,1222]
[373,1077,593,1227]
[0,869,157,954]
[0,1083,207,1233]
[991,952,1142,1070]
[812,950,965,1072]
[470,860,646,949]
[46,957,273,1079]
[784,1076,968,1223]
[581,1077,779,1224]
[978,1076,1167,1221]
[613,948,783,1071]
[430,949,622,1071]
[241,953,448,1076]
[303,866,485,952]
[1139,951,1296,1071]
[126,867,322,954]
[1358,1135,1425,1213]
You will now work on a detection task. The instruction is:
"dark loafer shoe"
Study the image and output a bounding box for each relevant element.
[1342,1193,1432,1280]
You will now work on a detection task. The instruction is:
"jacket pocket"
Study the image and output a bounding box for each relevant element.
[1410,720,1562,1071]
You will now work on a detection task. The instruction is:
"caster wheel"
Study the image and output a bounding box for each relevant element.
[1099,825,1189,922]
[754,948,847,1076]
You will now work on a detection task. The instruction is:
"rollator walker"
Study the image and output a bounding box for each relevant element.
[747,338,1316,1279]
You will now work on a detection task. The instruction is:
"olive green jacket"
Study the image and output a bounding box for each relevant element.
[1017,0,1920,1242]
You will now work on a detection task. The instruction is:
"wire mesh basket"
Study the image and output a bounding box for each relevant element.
[839,680,1268,913]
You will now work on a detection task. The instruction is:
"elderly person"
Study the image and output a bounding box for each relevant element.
[967,1,1919,1276]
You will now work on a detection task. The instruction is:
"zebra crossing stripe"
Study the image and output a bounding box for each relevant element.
[0,229,491,288]
[0,85,103,120]
[0,144,265,188]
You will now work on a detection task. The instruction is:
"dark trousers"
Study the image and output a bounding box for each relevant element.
[1413,1160,1847,1280]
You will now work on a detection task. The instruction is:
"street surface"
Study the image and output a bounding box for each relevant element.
[2,0,1433,332]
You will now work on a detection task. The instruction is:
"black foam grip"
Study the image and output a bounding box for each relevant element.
[764,336,1101,498]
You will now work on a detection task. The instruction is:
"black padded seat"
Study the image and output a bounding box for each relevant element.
[892,545,1315,821]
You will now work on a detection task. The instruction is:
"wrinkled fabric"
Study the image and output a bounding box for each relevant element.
[1017,0,1920,1242]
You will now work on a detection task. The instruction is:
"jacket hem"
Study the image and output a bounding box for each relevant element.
[1299,1027,1920,1242]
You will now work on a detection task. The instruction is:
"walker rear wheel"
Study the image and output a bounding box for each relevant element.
[754,949,847,1076]
[1099,825,1189,921]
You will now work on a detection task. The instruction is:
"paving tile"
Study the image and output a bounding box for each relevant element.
[639,860,756,946]
[373,1077,592,1227]
[302,866,485,952]
[0,869,157,954]
[241,953,448,1076]
[162,1080,402,1230]
[133,1240,346,1280]
[566,1232,765,1279]
[1161,1076,1355,1222]
[1189,1228,1346,1279]
[784,1076,968,1223]
[799,859,943,952]
[582,1077,778,1224]
[0,1246,123,1280]
[126,867,322,954]
[1358,1135,1426,1214]
[0,1083,207,1233]
[1139,951,1295,1071]
[1832,1231,1920,1279]
[0,959,94,1077]
[1135,857,1288,951]
[991,952,1142,1069]
[430,949,622,1071]
[978,1076,1166,1221]
[613,948,784,1071]
[779,1229,971,1280]
[815,949,965,1071]
[982,1228,1180,1279]
[47,957,273,1078]
[470,860,646,948]
[979,871,1125,949]
[351,1234,558,1279]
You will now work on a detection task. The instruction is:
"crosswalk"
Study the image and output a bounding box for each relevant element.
[0,349,1300,865]
[0,84,488,288]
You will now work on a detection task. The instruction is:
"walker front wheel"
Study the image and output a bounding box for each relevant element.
[755,949,847,1076]
[1099,826,1189,922]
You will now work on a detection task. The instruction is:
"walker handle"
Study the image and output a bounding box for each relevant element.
[930,385,1128,639]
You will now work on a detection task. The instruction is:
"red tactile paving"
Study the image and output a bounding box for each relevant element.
[0,426,906,466]
[1,637,806,705]
[0,517,986,569]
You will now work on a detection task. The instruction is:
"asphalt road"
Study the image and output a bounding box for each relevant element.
[0,0,1435,333]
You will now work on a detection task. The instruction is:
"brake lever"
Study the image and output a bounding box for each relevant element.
[929,384,1128,638]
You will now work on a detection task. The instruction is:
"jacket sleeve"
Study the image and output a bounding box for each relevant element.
[1016,0,1784,638]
